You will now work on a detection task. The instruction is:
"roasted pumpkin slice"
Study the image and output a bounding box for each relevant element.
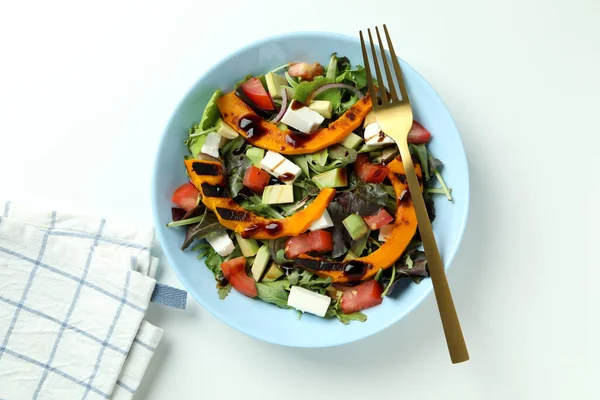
[185,159,336,239]
[295,159,421,283]
[217,92,372,155]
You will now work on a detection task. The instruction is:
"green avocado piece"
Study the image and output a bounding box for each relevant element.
[265,72,288,98]
[262,185,294,205]
[342,214,369,240]
[262,262,284,282]
[339,132,363,149]
[246,147,265,167]
[251,245,271,282]
[313,168,348,189]
[216,119,239,139]
[235,234,259,257]
[373,147,399,164]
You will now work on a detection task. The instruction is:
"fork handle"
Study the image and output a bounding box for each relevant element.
[397,142,469,364]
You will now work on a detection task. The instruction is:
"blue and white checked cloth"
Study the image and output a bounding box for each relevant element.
[0,201,166,400]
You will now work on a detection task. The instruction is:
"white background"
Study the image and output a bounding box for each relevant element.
[1,0,598,399]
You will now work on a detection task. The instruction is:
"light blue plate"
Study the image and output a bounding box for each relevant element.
[151,32,469,348]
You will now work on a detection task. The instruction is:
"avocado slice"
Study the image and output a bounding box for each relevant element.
[216,119,239,139]
[265,72,288,98]
[235,234,259,257]
[246,147,264,167]
[313,168,348,189]
[262,262,284,282]
[373,147,399,164]
[342,214,369,240]
[262,185,294,204]
[308,100,333,119]
[339,132,363,149]
[251,245,271,281]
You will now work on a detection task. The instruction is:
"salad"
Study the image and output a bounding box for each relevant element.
[168,54,452,323]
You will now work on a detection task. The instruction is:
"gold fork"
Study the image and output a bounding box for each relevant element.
[360,25,469,364]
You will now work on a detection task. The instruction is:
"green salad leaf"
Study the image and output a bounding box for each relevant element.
[332,309,368,324]
[335,65,367,89]
[337,93,359,115]
[280,195,311,216]
[256,280,292,308]
[292,155,311,178]
[182,209,221,250]
[199,89,223,130]
[225,152,251,198]
[194,243,227,284]
[188,134,207,158]
[293,76,333,102]
[239,195,285,219]
[410,143,430,180]
[325,294,367,324]
[218,284,232,300]
[325,53,338,80]
[301,145,357,174]
[350,229,370,257]
[222,135,245,156]
[186,89,223,157]
[315,87,342,112]
[327,202,350,258]
[293,179,320,197]
[268,238,292,265]
[287,270,331,295]
[337,182,389,216]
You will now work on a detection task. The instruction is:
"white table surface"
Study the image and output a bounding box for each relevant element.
[1,0,598,398]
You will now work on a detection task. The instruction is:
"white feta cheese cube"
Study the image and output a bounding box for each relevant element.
[378,224,394,242]
[309,209,334,231]
[287,286,331,317]
[205,231,235,257]
[280,100,325,133]
[201,131,225,158]
[364,122,395,147]
[260,150,302,184]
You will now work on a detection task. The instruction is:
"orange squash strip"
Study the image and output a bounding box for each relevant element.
[217,92,372,155]
[185,159,335,239]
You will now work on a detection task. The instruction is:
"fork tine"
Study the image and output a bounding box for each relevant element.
[383,24,409,104]
[375,26,398,102]
[359,30,379,107]
[367,29,388,104]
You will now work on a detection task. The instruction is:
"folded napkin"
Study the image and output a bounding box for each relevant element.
[0,201,176,400]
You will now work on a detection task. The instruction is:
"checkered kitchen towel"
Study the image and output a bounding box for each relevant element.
[0,201,172,399]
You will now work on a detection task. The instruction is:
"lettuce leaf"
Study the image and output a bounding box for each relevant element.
[293,76,333,103]
[287,270,331,294]
[325,294,367,324]
[224,152,251,198]
[199,89,223,130]
[186,89,223,156]
[337,182,388,216]
[239,195,284,219]
[193,243,230,298]
[327,202,350,258]
[410,143,430,180]
[335,65,367,89]
[256,280,291,309]
[182,209,221,250]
